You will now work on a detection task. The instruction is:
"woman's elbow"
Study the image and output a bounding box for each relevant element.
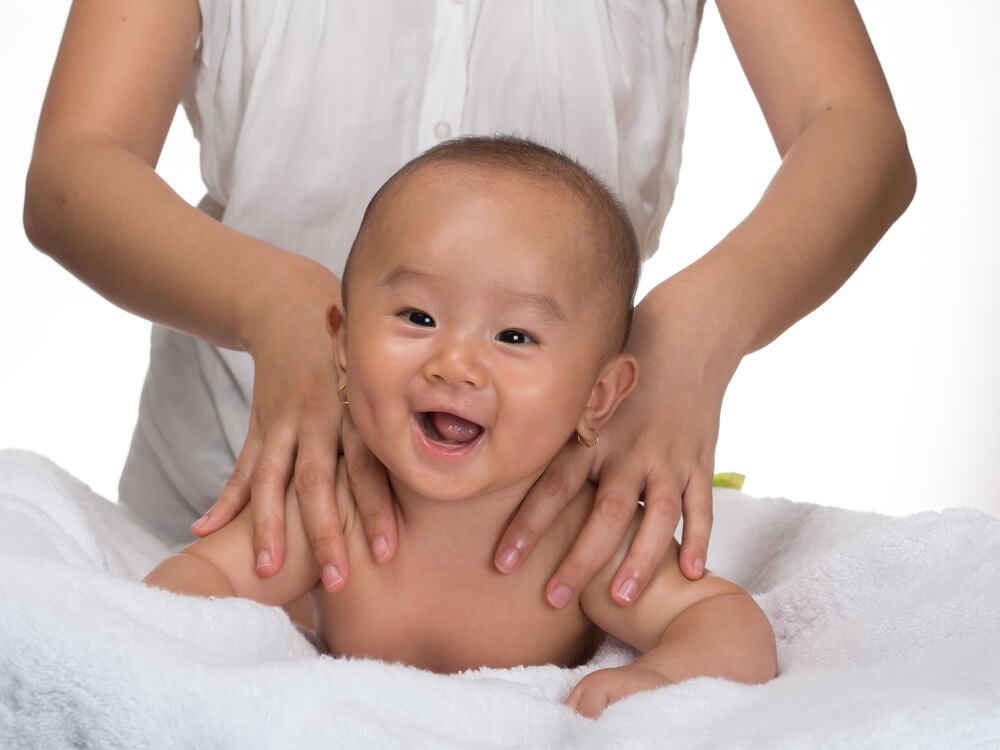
[22,157,63,256]
[887,112,917,222]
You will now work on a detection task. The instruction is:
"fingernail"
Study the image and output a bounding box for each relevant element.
[372,535,390,563]
[693,558,705,577]
[548,584,574,608]
[496,546,520,573]
[616,577,639,604]
[256,550,272,571]
[192,512,210,529]
[322,564,343,589]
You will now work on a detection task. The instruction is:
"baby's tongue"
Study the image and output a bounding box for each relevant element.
[430,412,482,444]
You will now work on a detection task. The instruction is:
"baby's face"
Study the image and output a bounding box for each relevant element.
[338,164,612,503]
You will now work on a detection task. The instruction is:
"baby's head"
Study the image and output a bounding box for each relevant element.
[334,136,640,501]
[344,136,639,356]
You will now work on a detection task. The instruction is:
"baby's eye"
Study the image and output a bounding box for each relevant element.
[402,310,435,327]
[496,329,534,345]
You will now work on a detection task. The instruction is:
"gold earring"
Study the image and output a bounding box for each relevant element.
[576,430,599,449]
[337,383,349,405]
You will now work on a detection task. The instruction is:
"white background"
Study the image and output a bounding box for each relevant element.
[2,2,998,519]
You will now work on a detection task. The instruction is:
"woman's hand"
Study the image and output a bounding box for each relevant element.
[494,280,741,606]
[192,264,397,590]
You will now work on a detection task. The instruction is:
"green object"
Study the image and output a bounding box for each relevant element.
[712,472,745,490]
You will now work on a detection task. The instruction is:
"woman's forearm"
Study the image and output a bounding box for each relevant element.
[23,135,340,353]
[646,97,915,369]
[18,0,328,353]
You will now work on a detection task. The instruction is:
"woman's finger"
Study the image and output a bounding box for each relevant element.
[544,457,643,608]
[192,430,262,536]
[609,470,681,604]
[678,468,714,580]
[494,440,592,574]
[248,426,297,577]
[294,424,350,591]
[342,411,397,565]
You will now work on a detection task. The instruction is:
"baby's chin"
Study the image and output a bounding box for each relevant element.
[382,464,539,509]
[385,470,489,504]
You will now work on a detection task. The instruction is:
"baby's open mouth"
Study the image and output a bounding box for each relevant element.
[419,411,484,446]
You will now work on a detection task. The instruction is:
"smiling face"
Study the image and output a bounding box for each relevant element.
[336,162,635,506]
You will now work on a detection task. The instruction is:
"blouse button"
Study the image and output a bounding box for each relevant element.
[433,121,453,140]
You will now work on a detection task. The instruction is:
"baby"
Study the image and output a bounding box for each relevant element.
[144,136,777,717]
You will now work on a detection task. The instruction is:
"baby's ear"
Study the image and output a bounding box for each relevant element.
[326,304,348,371]
[577,354,638,436]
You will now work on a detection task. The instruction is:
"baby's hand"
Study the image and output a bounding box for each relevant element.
[564,663,673,718]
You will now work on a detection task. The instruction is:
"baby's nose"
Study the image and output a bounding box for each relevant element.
[424,333,486,388]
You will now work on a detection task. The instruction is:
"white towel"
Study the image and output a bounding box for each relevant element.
[1,449,998,749]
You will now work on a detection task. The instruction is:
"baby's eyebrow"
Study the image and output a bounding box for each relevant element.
[377,266,434,289]
[378,265,565,323]
[502,289,566,323]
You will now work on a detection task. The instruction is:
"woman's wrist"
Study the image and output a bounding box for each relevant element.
[236,249,342,358]
[633,271,746,397]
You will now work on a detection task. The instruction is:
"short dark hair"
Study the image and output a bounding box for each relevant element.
[343,135,640,352]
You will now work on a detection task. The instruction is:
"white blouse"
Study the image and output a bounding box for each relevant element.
[121,0,705,540]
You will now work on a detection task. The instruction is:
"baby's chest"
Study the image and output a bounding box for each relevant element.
[313,567,600,673]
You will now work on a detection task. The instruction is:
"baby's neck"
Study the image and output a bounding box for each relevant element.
[389,478,532,563]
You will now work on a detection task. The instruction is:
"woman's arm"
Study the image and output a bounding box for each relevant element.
[24,0,397,582]
[23,0,316,350]
[497,0,915,604]
[670,0,917,359]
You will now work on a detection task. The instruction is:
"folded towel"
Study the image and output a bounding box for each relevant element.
[1,449,998,749]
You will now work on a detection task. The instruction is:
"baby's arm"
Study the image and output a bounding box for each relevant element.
[569,518,777,717]
[143,482,327,607]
